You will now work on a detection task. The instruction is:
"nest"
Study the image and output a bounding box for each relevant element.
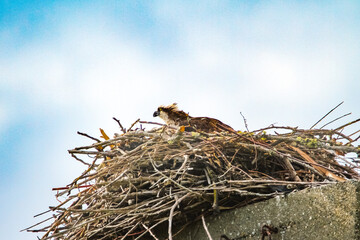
[25,119,360,240]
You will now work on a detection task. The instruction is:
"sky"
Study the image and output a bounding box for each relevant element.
[0,1,360,239]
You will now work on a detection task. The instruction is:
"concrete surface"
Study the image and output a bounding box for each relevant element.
[171,181,360,240]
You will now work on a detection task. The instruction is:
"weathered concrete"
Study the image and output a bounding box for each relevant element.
[171,181,360,240]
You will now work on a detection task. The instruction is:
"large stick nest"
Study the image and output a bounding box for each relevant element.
[26,120,360,240]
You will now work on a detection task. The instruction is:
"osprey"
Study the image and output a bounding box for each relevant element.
[153,103,236,134]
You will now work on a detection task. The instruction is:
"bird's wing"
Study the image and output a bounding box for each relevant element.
[188,117,236,133]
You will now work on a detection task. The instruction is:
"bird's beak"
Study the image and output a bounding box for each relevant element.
[153,111,160,117]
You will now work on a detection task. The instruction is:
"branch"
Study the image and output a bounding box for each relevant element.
[113,117,126,134]
[128,118,140,132]
[168,194,189,240]
[320,112,351,129]
[77,131,101,142]
[201,215,213,240]
[334,118,360,132]
[70,153,92,166]
[240,112,250,132]
[139,121,167,127]
[310,101,344,129]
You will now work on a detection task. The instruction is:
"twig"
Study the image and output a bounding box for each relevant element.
[352,133,360,143]
[77,131,101,142]
[21,216,54,232]
[70,153,92,166]
[52,185,92,191]
[134,218,168,240]
[119,222,140,240]
[251,125,298,134]
[320,112,351,129]
[240,112,250,132]
[168,194,189,240]
[33,210,51,218]
[141,223,159,240]
[227,179,332,185]
[113,117,126,134]
[348,129,360,138]
[334,118,360,132]
[201,215,213,240]
[139,121,167,127]
[282,157,301,182]
[128,118,140,132]
[149,155,201,197]
[310,101,344,129]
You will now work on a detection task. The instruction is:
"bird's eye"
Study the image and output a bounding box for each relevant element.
[158,107,163,111]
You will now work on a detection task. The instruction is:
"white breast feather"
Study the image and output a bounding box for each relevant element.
[159,111,178,127]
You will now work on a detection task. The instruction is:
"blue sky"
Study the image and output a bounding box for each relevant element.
[1,1,360,239]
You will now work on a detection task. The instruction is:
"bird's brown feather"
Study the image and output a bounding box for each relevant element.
[154,103,236,134]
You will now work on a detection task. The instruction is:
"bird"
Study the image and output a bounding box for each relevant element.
[153,103,236,134]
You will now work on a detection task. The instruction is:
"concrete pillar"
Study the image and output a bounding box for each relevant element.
[172,181,360,240]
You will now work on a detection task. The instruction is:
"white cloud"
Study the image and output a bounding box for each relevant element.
[0,3,359,153]
[1,1,359,129]
[156,1,360,128]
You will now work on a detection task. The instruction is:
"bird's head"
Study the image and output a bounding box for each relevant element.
[153,103,186,126]
[153,103,178,118]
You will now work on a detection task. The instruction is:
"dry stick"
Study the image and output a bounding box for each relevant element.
[290,146,345,182]
[233,141,322,176]
[43,196,89,239]
[348,129,360,138]
[21,216,54,232]
[352,133,360,143]
[77,131,101,142]
[334,118,360,131]
[52,184,93,191]
[134,218,168,240]
[260,134,358,153]
[50,212,115,239]
[113,117,126,134]
[128,118,140,131]
[92,216,140,240]
[336,155,360,172]
[149,155,202,197]
[41,211,68,239]
[33,209,51,218]
[47,194,79,214]
[168,193,190,240]
[206,140,232,166]
[56,173,98,197]
[240,112,250,132]
[310,101,344,129]
[282,157,302,182]
[72,135,144,151]
[68,149,112,155]
[70,153,92,166]
[175,154,189,177]
[221,189,280,197]
[320,112,352,129]
[227,179,331,185]
[315,129,353,142]
[201,215,214,240]
[119,222,140,240]
[256,127,353,142]
[251,125,298,134]
[220,165,253,180]
[67,157,99,191]
[139,120,167,127]
[141,223,160,240]
[238,112,259,165]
